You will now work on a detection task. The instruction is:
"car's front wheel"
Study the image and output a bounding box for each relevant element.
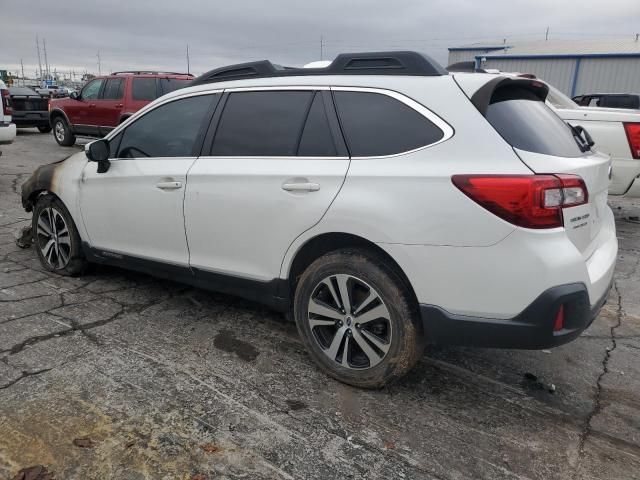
[294,249,424,388]
[52,117,76,146]
[32,195,87,276]
[37,125,52,133]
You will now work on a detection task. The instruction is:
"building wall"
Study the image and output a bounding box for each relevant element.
[575,58,640,95]
[481,58,577,94]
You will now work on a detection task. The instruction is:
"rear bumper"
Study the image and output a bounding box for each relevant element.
[0,123,17,144]
[12,111,49,127]
[421,281,612,349]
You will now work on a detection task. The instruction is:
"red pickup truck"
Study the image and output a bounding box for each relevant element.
[49,71,193,146]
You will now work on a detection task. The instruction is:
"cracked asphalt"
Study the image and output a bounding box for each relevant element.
[1,129,639,480]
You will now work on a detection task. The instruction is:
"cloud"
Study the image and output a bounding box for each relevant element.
[1,0,639,79]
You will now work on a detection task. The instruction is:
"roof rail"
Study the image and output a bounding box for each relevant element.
[191,51,447,86]
[111,71,194,77]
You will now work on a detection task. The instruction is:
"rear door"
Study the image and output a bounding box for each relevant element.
[80,93,218,266]
[184,88,349,282]
[483,82,611,258]
[94,77,125,134]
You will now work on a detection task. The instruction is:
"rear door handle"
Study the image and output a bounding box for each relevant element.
[115,103,123,108]
[155,181,183,190]
[282,182,320,192]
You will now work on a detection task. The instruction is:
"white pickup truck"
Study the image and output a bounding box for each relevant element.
[546,86,640,197]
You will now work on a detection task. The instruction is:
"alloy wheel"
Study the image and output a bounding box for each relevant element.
[307,274,392,369]
[54,121,65,142]
[36,207,71,269]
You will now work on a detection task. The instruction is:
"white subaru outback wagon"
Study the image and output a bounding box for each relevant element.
[21,52,617,388]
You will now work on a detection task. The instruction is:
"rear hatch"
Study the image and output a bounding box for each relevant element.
[9,87,49,112]
[455,75,612,258]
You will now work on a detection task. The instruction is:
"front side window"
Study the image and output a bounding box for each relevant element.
[82,79,103,100]
[102,78,124,100]
[117,95,216,158]
[486,87,585,158]
[211,90,313,156]
[132,78,158,101]
[333,91,444,157]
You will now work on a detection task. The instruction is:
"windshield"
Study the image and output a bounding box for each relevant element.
[546,85,579,109]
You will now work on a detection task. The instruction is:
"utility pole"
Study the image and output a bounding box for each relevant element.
[97,51,101,75]
[20,59,25,86]
[320,34,324,61]
[36,35,43,81]
[43,38,50,79]
[186,44,190,75]
[545,26,550,41]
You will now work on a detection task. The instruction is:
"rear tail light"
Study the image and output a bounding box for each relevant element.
[553,305,565,332]
[623,122,640,159]
[1,89,11,116]
[451,174,588,229]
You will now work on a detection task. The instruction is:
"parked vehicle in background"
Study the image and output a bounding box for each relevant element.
[36,85,67,98]
[546,86,640,197]
[9,86,51,132]
[48,71,193,146]
[0,80,17,144]
[573,93,640,110]
[22,52,617,387]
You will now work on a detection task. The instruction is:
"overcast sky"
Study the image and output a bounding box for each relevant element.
[2,0,640,80]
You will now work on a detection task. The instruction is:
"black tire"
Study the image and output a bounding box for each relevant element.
[32,195,87,276]
[294,249,424,388]
[37,125,52,133]
[52,116,76,146]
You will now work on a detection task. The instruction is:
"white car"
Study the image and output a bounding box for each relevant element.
[0,80,17,144]
[20,52,617,387]
[546,86,640,197]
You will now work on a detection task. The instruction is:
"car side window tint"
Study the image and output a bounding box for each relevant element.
[132,78,157,101]
[102,78,124,100]
[333,91,444,157]
[81,79,103,100]
[211,91,313,156]
[117,95,217,158]
[160,78,192,95]
[298,92,337,156]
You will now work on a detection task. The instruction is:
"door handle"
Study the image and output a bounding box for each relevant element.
[115,103,123,108]
[89,103,96,108]
[155,181,183,190]
[282,182,320,192]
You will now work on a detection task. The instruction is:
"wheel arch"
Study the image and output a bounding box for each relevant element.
[285,232,419,309]
[49,108,71,127]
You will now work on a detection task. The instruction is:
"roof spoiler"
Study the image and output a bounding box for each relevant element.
[191,51,448,86]
[470,77,549,116]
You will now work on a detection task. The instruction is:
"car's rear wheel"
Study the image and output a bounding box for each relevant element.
[32,195,87,276]
[52,117,75,146]
[294,249,424,388]
[37,125,52,133]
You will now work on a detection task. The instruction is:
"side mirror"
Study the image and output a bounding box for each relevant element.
[70,91,79,100]
[85,139,111,173]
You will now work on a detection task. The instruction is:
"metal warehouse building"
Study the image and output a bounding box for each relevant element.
[448,38,640,97]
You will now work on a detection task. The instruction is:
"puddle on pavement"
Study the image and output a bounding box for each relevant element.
[213,329,259,362]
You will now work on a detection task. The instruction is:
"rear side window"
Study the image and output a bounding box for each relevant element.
[212,91,313,156]
[486,87,584,158]
[102,78,124,100]
[333,91,444,157]
[132,78,157,101]
[117,95,216,158]
[160,78,192,95]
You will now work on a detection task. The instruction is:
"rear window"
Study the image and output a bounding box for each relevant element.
[132,78,158,101]
[486,87,585,158]
[160,78,192,95]
[600,95,640,109]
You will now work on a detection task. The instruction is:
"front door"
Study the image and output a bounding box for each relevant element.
[185,89,350,282]
[68,78,104,133]
[80,93,218,266]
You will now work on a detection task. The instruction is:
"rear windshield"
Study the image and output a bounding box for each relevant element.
[486,87,585,158]
[600,95,640,109]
